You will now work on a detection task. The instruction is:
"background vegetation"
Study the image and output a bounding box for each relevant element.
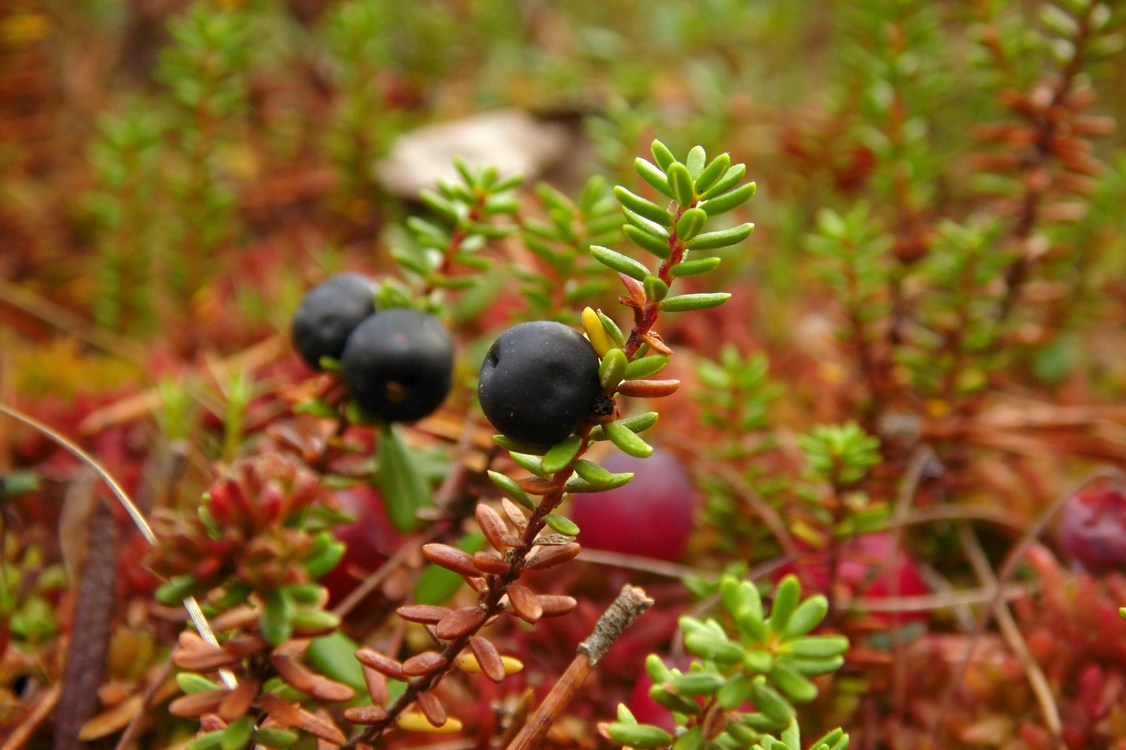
[2,1,1126,748]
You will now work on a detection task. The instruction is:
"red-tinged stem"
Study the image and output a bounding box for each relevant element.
[623,204,691,359]
[349,430,592,746]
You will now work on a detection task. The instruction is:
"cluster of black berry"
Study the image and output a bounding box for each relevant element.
[294,276,602,444]
[291,273,454,423]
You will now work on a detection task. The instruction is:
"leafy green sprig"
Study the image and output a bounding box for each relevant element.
[321,0,396,203]
[591,139,755,358]
[83,108,166,334]
[348,141,758,741]
[516,176,622,321]
[394,159,522,301]
[155,0,252,303]
[692,345,787,555]
[604,574,850,750]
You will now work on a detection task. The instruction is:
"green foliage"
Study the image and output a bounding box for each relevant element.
[395,160,521,302]
[896,220,1012,401]
[605,574,849,749]
[83,107,166,333]
[518,177,621,321]
[797,423,881,488]
[320,0,396,198]
[156,0,253,298]
[693,345,785,554]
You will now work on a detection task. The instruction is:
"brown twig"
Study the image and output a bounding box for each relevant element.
[505,585,654,750]
[54,503,118,750]
[958,524,1062,746]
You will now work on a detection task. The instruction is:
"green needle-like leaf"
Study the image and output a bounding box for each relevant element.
[660,292,732,312]
[542,435,583,474]
[591,244,650,281]
[544,513,580,536]
[604,420,655,457]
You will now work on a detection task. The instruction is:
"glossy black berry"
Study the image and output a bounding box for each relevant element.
[341,309,454,423]
[478,321,601,446]
[291,273,378,370]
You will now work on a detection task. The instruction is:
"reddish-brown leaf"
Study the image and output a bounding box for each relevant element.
[422,543,480,577]
[416,691,448,727]
[500,498,529,532]
[538,594,579,617]
[172,646,241,672]
[168,690,226,718]
[470,636,506,683]
[344,705,390,725]
[615,379,680,398]
[640,331,673,355]
[473,550,511,575]
[362,666,388,706]
[199,714,226,732]
[507,584,544,624]
[402,651,448,677]
[217,678,259,723]
[260,692,347,745]
[396,604,452,625]
[355,648,405,680]
[524,542,581,570]
[225,634,268,659]
[435,606,487,641]
[518,476,559,495]
[476,503,513,550]
[210,606,260,632]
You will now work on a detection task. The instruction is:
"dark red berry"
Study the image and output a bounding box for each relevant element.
[341,308,454,423]
[321,485,400,604]
[1058,483,1126,573]
[477,321,601,446]
[291,272,377,370]
[570,449,694,561]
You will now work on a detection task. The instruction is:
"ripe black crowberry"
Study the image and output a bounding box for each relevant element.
[291,272,377,370]
[341,309,454,423]
[478,321,601,446]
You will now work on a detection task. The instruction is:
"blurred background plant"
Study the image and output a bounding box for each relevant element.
[2,0,1126,748]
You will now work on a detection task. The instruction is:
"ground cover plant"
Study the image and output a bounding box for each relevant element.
[2,1,1126,749]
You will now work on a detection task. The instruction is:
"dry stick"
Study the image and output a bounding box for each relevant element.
[927,468,1125,746]
[0,402,236,688]
[506,585,655,750]
[54,504,119,750]
[958,524,1062,746]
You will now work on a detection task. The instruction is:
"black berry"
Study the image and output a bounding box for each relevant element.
[478,321,601,446]
[341,309,454,423]
[291,272,378,370]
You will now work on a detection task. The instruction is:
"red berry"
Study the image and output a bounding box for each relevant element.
[321,486,400,604]
[569,450,695,562]
[1058,483,1126,573]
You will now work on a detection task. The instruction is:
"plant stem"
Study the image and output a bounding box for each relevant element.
[506,585,654,750]
[351,431,590,744]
